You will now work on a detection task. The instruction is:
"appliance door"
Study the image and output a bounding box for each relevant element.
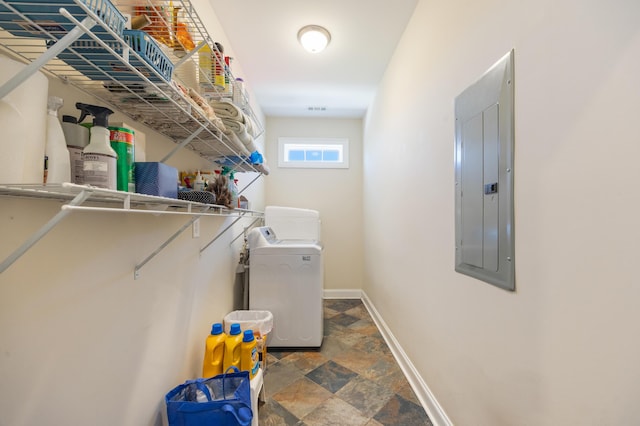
[249,253,323,347]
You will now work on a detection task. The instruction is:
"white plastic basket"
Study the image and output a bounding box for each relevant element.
[223,310,273,336]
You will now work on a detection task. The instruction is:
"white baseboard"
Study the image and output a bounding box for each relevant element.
[323,289,363,299]
[360,291,453,426]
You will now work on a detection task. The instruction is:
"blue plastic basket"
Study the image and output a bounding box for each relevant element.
[123,30,173,82]
[0,0,126,41]
[49,29,174,83]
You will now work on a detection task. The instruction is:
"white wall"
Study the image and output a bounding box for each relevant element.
[363,0,640,424]
[265,117,363,291]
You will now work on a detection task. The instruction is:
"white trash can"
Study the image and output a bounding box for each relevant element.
[224,310,274,370]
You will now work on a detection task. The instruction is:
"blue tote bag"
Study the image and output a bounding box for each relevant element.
[165,368,253,426]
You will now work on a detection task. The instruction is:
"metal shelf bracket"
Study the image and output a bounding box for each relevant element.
[0,189,92,274]
[229,217,262,246]
[134,206,212,279]
[200,213,247,254]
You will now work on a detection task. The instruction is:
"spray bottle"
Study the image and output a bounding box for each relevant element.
[77,103,117,190]
[44,96,71,184]
[61,113,90,184]
[229,171,238,209]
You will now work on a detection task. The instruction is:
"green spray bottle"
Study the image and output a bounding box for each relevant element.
[76,103,117,190]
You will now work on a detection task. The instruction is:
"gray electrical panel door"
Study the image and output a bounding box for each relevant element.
[454,50,514,291]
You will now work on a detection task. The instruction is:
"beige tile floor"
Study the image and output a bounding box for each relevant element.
[257,299,432,425]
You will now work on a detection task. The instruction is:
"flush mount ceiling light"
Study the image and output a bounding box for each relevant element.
[297,25,331,53]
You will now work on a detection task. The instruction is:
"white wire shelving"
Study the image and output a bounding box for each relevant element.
[0,183,263,278]
[0,0,266,171]
[0,0,267,277]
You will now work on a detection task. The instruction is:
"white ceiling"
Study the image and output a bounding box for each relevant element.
[208,0,419,118]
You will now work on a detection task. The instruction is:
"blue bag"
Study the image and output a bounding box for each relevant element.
[165,368,253,426]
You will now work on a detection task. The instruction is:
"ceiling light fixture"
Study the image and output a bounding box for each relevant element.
[297,25,331,53]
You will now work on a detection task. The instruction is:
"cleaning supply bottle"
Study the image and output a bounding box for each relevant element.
[228,171,238,209]
[61,114,90,184]
[232,77,246,109]
[198,43,212,90]
[202,323,226,378]
[213,42,225,89]
[233,178,240,208]
[0,55,48,185]
[108,126,135,192]
[240,329,259,379]
[194,170,205,191]
[44,96,71,184]
[223,323,243,373]
[77,103,117,190]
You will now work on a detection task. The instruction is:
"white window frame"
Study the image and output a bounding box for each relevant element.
[278,137,349,169]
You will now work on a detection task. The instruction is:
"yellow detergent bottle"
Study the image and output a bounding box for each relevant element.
[202,323,226,378]
[222,323,243,373]
[240,330,259,380]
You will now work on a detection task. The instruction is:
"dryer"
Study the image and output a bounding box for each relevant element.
[248,220,323,348]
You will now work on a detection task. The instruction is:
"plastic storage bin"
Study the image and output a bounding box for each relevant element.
[47,29,173,83]
[224,310,273,370]
[134,162,178,198]
[0,0,126,41]
[223,310,273,336]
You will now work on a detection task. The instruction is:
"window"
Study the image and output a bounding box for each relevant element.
[278,137,349,169]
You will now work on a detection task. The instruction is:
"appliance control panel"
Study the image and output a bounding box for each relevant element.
[259,226,278,243]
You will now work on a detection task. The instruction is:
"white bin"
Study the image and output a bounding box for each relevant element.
[224,310,274,371]
[223,310,273,337]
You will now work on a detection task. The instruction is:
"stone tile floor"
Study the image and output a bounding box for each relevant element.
[258,299,432,425]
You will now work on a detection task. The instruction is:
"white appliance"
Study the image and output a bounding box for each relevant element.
[248,207,323,347]
[264,205,321,241]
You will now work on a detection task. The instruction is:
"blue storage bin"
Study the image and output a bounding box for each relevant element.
[123,29,174,82]
[0,0,125,41]
[48,29,174,83]
[135,162,178,199]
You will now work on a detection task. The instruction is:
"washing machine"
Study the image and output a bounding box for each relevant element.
[248,207,323,348]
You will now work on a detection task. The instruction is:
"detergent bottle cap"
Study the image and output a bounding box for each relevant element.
[242,330,254,342]
[229,323,241,335]
[211,323,223,335]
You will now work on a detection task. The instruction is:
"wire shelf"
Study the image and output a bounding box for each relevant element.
[0,0,265,171]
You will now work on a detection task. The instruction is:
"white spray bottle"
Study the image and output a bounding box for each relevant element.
[44,96,71,184]
[61,113,90,184]
[77,103,117,190]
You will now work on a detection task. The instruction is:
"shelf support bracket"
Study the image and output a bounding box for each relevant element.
[160,126,205,163]
[0,11,96,100]
[237,173,262,196]
[229,216,262,246]
[0,189,92,274]
[200,213,247,254]
[134,206,211,279]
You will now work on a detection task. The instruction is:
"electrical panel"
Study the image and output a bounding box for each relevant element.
[454,50,515,291]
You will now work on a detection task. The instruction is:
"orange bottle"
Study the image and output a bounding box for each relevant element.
[240,330,259,379]
[222,323,243,373]
[202,323,226,378]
